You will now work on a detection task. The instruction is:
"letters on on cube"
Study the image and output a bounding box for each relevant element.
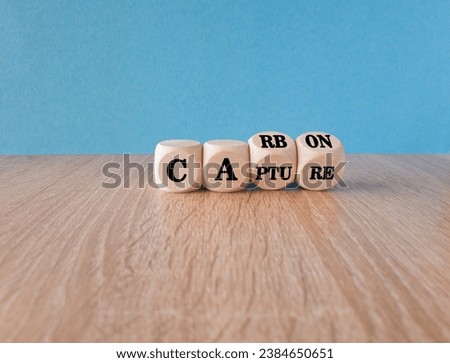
[154,131,345,192]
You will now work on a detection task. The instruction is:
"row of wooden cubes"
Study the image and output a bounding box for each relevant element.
[154,131,345,192]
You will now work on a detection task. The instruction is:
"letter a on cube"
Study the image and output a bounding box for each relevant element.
[203,139,250,192]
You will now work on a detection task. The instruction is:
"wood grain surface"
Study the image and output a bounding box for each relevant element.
[0,154,449,342]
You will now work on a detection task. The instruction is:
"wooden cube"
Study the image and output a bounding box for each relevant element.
[203,139,250,192]
[154,140,202,192]
[248,131,297,190]
[295,132,345,190]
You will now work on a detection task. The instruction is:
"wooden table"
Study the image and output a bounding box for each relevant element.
[0,155,449,342]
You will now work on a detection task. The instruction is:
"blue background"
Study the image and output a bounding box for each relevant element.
[1,0,449,154]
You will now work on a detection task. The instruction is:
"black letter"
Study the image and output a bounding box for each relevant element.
[279,166,292,180]
[167,158,187,182]
[318,134,332,148]
[269,167,278,180]
[323,166,334,179]
[215,158,238,181]
[305,135,318,148]
[256,166,268,180]
[273,135,287,148]
[259,135,275,148]
[310,166,323,180]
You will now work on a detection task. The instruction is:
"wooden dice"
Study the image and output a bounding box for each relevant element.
[154,140,202,192]
[203,140,250,192]
[154,132,345,192]
[296,132,345,190]
[248,131,297,190]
